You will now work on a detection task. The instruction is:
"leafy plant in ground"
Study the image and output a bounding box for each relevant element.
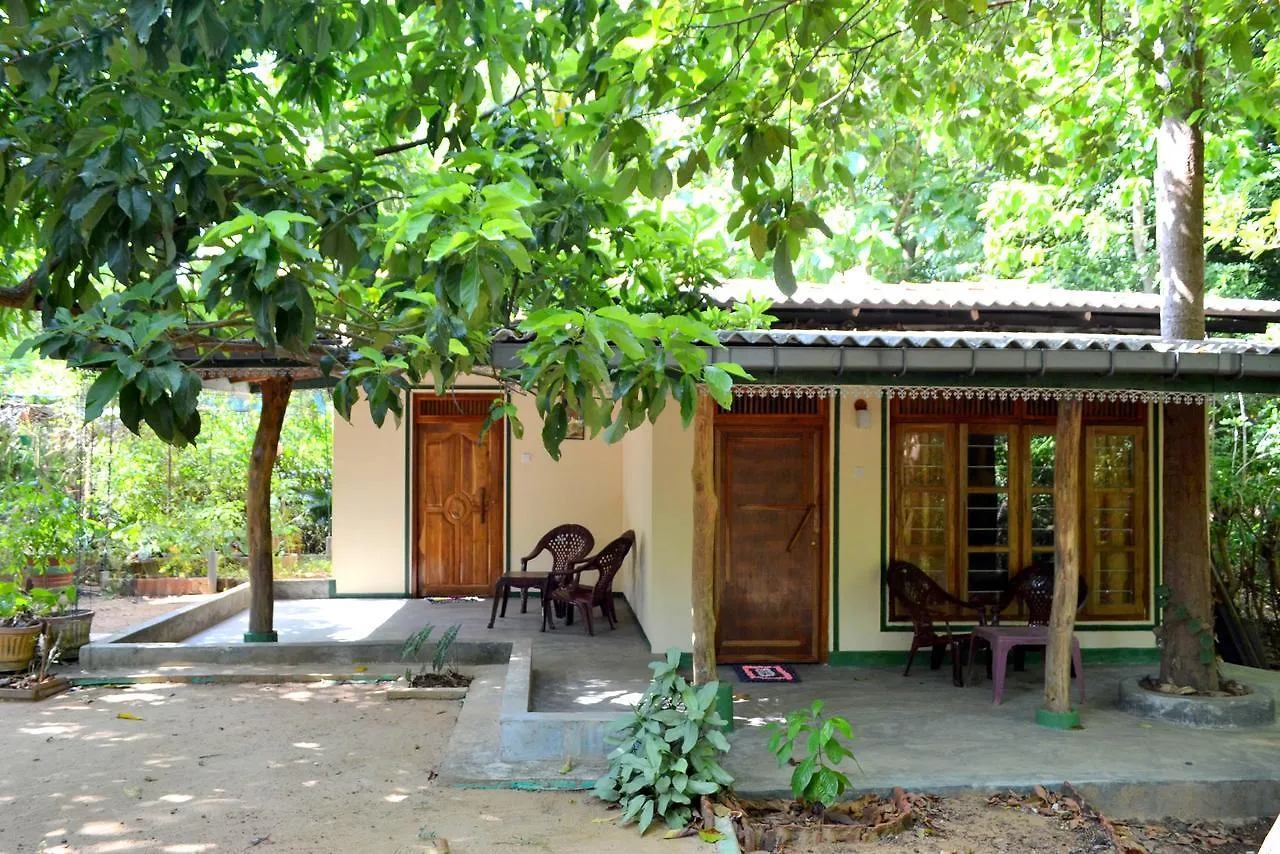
[765,700,858,810]
[400,623,464,686]
[594,648,733,834]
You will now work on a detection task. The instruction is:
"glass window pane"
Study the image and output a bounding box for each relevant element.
[901,491,947,548]
[967,552,1010,595]
[901,431,947,487]
[1093,434,1136,489]
[1030,492,1055,546]
[1093,493,1135,547]
[1030,434,1056,487]
[967,432,1009,488]
[966,493,1009,546]
[1094,552,1136,604]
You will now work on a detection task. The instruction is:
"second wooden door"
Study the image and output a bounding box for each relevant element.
[715,419,826,662]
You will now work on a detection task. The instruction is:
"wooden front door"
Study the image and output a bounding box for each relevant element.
[715,404,827,663]
[412,396,504,597]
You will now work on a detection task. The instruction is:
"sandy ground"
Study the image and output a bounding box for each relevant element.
[1,681,1274,853]
[83,595,215,637]
[0,682,702,854]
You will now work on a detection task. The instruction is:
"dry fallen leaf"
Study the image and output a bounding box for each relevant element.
[116,712,143,720]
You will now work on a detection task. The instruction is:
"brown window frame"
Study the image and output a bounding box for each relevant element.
[888,397,1150,622]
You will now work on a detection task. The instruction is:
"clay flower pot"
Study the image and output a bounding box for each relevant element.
[0,624,42,673]
[42,610,94,661]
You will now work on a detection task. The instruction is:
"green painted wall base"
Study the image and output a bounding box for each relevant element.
[1035,707,1080,729]
[716,681,735,732]
[243,630,278,643]
[828,647,1159,667]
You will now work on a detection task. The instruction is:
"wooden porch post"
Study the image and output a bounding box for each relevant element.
[245,376,293,643]
[691,390,718,686]
[1040,397,1082,728]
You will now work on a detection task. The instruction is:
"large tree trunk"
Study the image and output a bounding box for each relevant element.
[1043,398,1082,719]
[1156,9,1217,691]
[245,376,293,643]
[1160,403,1218,690]
[691,391,718,685]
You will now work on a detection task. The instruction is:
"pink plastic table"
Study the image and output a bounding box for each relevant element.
[967,625,1085,706]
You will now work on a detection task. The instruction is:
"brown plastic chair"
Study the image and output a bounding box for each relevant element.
[886,560,988,685]
[543,530,635,635]
[487,524,594,629]
[995,563,1089,626]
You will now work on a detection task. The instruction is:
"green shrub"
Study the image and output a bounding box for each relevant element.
[594,648,733,834]
[765,700,858,808]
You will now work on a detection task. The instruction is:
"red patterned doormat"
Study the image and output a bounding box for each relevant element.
[733,664,800,683]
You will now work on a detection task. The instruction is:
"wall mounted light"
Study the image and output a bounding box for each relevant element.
[853,398,872,430]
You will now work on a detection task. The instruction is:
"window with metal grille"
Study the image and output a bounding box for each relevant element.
[890,397,1149,622]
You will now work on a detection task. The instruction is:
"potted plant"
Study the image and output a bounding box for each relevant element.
[2,481,83,589]
[0,581,45,673]
[34,586,94,661]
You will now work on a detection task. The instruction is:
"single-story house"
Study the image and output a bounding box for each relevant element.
[329,281,1280,665]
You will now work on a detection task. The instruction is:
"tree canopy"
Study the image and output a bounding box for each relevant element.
[2,0,1279,456]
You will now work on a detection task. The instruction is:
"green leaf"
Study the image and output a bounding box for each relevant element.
[772,238,797,295]
[702,365,733,409]
[648,163,673,199]
[84,368,125,423]
[790,757,816,800]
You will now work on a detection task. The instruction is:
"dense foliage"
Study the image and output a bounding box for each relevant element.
[595,648,733,834]
[3,1,1278,458]
[0,351,332,578]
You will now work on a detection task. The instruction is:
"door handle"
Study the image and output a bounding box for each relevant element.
[480,487,487,524]
[786,504,816,552]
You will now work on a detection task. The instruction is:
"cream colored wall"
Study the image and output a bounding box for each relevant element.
[332,383,624,595]
[621,423,654,626]
[635,409,695,653]
[331,398,408,595]
[832,389,888,651]
[506,392,624,573]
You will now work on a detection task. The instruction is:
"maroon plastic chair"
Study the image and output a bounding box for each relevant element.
[488,524,593,629]
[543,530,635,635]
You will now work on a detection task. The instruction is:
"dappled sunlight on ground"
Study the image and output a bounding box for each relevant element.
[0,681,461,852]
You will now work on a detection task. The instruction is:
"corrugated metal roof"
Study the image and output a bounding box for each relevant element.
[716,329,1280,354]
[492,327,1280,354]
[709,278,1280,319]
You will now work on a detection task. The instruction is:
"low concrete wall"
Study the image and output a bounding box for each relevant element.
[274,579,331,600]
[498,639,624,762]
[95,583,252,646]
[80,636,511,670]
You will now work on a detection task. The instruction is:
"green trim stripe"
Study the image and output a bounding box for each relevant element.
[403,394,413,596]
[831,398,841,653]
[828,647,1159,667]
[879,390,890,632]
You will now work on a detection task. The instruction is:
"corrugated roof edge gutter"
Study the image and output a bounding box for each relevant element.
[490,340,1280,391]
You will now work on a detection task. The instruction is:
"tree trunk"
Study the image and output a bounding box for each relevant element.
[1157,113,1206,340]
[245,376,293,643]
[1044,398,1082,717]
[691,391,718,685]
[1161,403,1218,690]
[1155,6,1216,692]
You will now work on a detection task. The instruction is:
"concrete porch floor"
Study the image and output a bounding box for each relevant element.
[716,662,1280,818]
[179,595,658,709]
